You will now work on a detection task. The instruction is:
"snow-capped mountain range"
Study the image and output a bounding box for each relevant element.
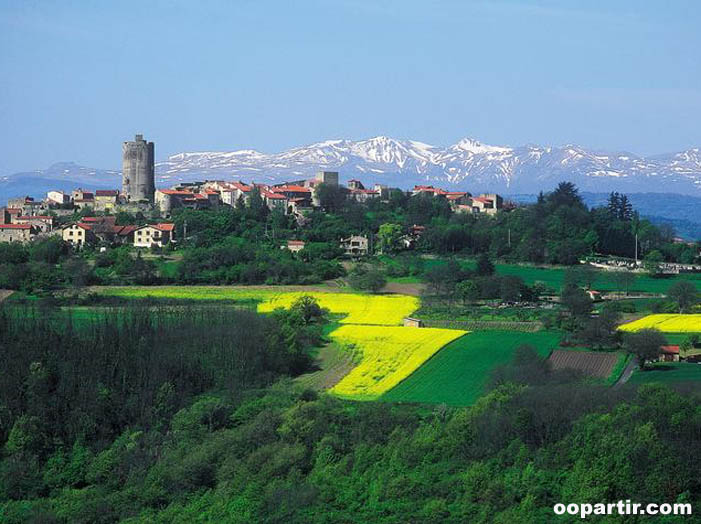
[155,136,701,194]
[2,137,701,203]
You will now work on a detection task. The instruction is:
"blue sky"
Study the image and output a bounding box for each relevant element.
[1,0,700,173]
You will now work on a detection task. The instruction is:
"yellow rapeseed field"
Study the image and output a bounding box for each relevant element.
[618,314,701,333]
[330,325,467,399]
[97,286,465,400]
[97,287,419,325]
[257,292,418,325]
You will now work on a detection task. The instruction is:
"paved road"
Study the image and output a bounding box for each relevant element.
[614,357,638,387]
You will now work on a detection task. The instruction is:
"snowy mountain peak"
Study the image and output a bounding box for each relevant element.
[451,137,512,155]
[5,136,701,199]
[148,136,701,194]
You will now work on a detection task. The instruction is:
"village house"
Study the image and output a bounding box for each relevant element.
[411,185,446,197]
[156,189,193,214]
[46,191,71,206]
[659,345,680,363]
[445,192,471,207]
[14,215,55,233]
[469,194,503,215]
[0,223,38,243]
[0,207,21,224]
[220,181,254,206]
[132,223,175,248]
[61,223,95,247]
[283,240,306,253]
[347,180,381,202]
[77,216,120,244]
[271,184,313,207]
[94,190,121,211]
[71,189,95,210]
[112,224,139,244]
[7,196,44,215]
[259,187,288,211]
[340,235,370,256]
[401,224,426,249]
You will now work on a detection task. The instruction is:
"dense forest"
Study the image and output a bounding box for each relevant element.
[1,302,699,522]
[0,183,698,291]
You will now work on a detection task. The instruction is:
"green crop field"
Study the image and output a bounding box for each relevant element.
[497,263,701,293]
[381,330,562,406]
[629,362,701,384]
[422,257,701,294]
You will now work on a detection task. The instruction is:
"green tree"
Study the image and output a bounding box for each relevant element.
[666,280,698,313]
[348,265,387,294]
[315,183,347,213]
[643,250,664,276]
[455,280,480,304]
[377,223,403,254]
[560,284,593,319]
[289,295,325,324]
[624,329,667,370]
[475,253,495,276]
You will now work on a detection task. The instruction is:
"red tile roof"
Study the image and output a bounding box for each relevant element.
[155,223,175,232]
[16,215,53,220]
[272,185,311,193]
[287,240,305,246]
[261,191,286,200]
[660,345,680,354]
[472,197,493,204]
[231,182,252,192]
[0,223,31,230]
[113,225,138,236]
[81,216,116,224]
[158,189,193,196]
[95,190,119,197]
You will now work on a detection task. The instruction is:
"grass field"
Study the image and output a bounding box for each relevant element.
[629,362,701,384]
[618,314,701,333]
[330,325,467,399]
[423,257,701,294]
[381,330,562,406]
[95,286,419,326]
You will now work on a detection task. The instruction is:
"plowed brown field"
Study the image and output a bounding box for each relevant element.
[548,350,619,378]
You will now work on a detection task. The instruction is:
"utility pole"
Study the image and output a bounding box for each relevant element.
[183,220,187,242]
[507,228,511,248]
[634,232,638,265]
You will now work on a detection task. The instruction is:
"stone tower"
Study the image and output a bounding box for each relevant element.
[122,134,155,202]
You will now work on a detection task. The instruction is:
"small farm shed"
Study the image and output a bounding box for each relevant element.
[403,317,424,328]
[659,345,680,362]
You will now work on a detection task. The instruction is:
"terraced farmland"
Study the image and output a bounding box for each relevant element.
[381,331,561,406]
[548,350,620,378]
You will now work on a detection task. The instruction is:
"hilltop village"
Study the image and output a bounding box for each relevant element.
[0,134,504,250]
